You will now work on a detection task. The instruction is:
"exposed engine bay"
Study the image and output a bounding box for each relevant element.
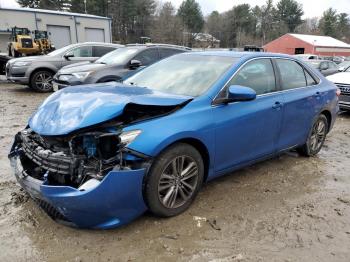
[10,99,190,190]
[13,128,149,189]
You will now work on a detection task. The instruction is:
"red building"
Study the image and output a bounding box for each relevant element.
[263,33,350,57]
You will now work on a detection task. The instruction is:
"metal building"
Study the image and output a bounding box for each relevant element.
[0,7,112,53]
[263,33,350,56]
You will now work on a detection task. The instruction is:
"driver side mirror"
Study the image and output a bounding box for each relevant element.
[129,59,142,69]
[216,85,256,104]
[64,53,74,60]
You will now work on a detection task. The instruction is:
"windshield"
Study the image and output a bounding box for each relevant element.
[307,61,321,69]
[339,61,350,68]
[35,31,48,39]
[96,48,139,65]
[124,54,236,97]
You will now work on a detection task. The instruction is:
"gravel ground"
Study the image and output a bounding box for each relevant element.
[0,83,349,262]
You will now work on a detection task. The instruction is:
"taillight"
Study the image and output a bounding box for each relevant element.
[336,89,341,97]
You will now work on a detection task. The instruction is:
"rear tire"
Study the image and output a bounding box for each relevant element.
[145,143,204,217]
[297,114,328,157]
[30,70,54,92]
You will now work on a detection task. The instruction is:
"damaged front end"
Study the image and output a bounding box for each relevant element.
[8,83,193,228]
[8,127,150,229]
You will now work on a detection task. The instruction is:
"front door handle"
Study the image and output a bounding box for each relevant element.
[272,101,283,110]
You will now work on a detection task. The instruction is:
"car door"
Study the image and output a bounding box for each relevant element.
[213,58,284,173]
[274,58,321,150]
[61,45,96,67]
[328,62,339,75]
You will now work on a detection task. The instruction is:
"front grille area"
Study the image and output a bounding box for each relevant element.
[11,73,25,77]
[21,38,33,48]
[19,132,79,175]
[336,84,350,96]
[34,197,70,222]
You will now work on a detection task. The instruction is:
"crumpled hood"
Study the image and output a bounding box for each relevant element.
[29,82,193,136]
[327,72,350,84]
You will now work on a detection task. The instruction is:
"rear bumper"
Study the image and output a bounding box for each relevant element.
[9,154,147,229]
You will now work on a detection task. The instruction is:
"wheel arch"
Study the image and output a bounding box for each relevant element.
[29,67,56,83]
[319,109,332,133]
[150,137,211,183]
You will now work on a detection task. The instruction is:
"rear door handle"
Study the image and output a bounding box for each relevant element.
[272,101,283,110]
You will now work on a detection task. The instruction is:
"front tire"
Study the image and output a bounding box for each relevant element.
[297,114,328,156]
[145,143,204,217]
[30,70,54,92]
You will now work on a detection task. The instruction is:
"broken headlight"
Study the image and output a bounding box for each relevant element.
[119,130,142,146]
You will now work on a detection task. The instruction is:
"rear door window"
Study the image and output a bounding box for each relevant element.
[276,59,307,90]
[159,48,183,58]
[228,58,276,95]
[93,46,116,57]
[133,48,160,66]
[304,70,317,86]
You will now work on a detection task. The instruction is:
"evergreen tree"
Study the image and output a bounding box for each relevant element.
[319,8,339,38]
[177,0,204,46]
[276,0,304,32]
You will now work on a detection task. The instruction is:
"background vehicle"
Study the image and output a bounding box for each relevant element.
[338,61,350,72]
[7,27,40,57]
[327,67,350,111]
[306,60,339,76]
[0,54,10,75]
[33,30,55,54]
[243,45,264,52]
[295,54,320,60]
[6,42,123,92]
[52,44,190,90]
[9,52,338,229]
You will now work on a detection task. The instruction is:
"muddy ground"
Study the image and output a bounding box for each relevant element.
[0,82,349,262]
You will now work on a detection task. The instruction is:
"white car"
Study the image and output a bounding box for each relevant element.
[327,67,350,111]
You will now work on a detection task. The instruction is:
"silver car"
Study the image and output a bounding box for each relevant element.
[5,42,123,92]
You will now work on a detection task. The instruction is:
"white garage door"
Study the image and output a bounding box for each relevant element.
[47,25,71,49]
[85,28,105,42]
[0,33,11,54]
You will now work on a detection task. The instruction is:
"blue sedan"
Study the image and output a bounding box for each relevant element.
[9,52,339,229]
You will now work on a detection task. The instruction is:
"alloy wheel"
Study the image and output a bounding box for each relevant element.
[35,72,53,91]
[158,155,199,209]
[309,119,326,152]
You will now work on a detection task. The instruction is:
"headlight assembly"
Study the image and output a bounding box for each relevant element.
[58,74,73,81]
[119,130,142,146]
[72,71,92,80]
[13,61,32,67]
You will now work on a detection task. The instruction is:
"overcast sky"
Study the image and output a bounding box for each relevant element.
[1,0,349,18]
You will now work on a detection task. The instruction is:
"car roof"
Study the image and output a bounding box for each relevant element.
[66,42,124,48]
[306,60,335,63]
[183,51,294,60]
[126,43,191,51]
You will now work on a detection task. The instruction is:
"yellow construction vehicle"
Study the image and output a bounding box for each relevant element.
[33,30,55,54]
[8,27,40,57]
